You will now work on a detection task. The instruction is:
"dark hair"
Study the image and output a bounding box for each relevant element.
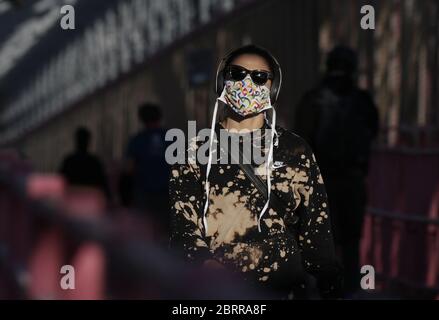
[224,45,275,73]
[138,103,162,125]
[75,126,91,150]
[326,46,358,74]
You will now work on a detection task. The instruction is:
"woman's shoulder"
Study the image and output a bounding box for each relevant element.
[275,126,313,154]
[275,126,319,170]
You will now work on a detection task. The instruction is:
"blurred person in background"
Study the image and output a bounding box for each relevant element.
[170,45,342,299]
[295,45,379,297]
[59,126,110,199]
[120,103,170,239]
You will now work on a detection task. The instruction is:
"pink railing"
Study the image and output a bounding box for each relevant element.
[361,148,439,295]
[0,151,264,300]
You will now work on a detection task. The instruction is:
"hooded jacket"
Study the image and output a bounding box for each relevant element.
[169,123,341,299]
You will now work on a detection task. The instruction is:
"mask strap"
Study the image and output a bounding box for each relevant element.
[264,109,279,147]
[202,97,220,235]
[257,107,276,232]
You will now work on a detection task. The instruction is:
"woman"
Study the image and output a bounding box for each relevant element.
[169,45,342,299]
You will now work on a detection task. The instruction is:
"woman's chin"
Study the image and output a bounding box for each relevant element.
[225,106,259,122]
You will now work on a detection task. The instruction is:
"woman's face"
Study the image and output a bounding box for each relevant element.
[229,53,273,89]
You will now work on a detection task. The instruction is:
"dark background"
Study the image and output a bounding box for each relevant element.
[0,0,438,299]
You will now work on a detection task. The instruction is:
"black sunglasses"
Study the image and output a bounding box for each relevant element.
[224,65,274,86]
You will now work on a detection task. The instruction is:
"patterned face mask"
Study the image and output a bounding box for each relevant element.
[221,75,272,116]
[203,75,278,235]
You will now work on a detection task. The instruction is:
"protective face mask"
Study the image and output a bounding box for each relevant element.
[202,80,278,235]
[219,75,272,116]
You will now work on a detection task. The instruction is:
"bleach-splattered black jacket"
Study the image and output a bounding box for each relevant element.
[169,124,342,299]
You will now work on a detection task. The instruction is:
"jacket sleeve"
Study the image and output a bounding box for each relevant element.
[169,162,213,264]
[296,143,343,298]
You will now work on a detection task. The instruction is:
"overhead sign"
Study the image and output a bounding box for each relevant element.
[0,0,252,144]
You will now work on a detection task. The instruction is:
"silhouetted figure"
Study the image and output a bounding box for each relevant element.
[295,46,379,297]
[60,127,110,198]
[120,103,170,237]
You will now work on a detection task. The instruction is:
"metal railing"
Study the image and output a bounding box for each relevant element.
[368,207,439,225]
[0,158,266,299]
